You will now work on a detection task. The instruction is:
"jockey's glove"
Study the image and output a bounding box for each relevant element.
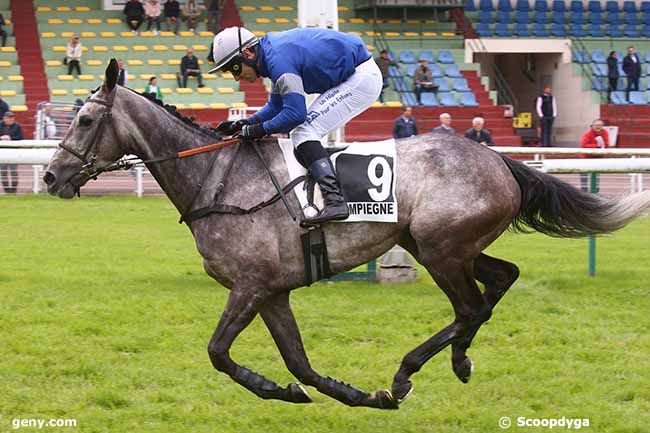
[216,119,248,136]
[240,123,267,140]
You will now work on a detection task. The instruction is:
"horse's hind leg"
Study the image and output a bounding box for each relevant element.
[391,256,491,402]
[207,288,310,403]
[259,292,399,409]
[450,253,520,383]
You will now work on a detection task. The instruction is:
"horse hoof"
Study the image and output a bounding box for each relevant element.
[288,383,312,404]
[370,389,400,410]
[392,380,413,403]
[453,357,473,383]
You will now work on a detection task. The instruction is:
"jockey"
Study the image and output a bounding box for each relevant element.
[211,26,382,224]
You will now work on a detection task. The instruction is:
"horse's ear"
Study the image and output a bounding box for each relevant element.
[103,58,119,92]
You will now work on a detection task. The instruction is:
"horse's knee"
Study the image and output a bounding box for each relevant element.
[285,361,319,386]
[207,341,233,373]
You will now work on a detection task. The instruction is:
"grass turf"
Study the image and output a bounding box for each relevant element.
[1,196,649,433]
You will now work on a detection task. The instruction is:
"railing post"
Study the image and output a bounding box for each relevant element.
[32,165,43,194]
[588,172,598,277]
[134,167,144,197]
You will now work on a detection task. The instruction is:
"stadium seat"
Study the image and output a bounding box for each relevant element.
[479,0,494,10]
[623,12,637,24]
[642,1,650,12]
[606,1,620,13]
[515,10,531,22]
[570,12,585,24]
[495,23,513,36]
[430,64,444,78]
[573,50,589,63]
[591,50,606,63]
[465,0,477,11]
[588,1,602,12]
[623,0,636,12]
[532,23,549,36]
[588,25,605,37]
[460,92,479,106]
[476,23,492,36]
[498,0,513,11]
[444,64,463,78]
[552,0,567,12]
[569,26,585,37]
[437,50,455,64]
[516,0,531,11]
[420,92,438,107]
[644,51,650,63]
[399,51,417,64]
[552,12,566,24]
[570,0,584,12]
[452,78,470,91]
[418,51,434,62]
[629,91,647,104]
[401,92,418,106]
[438,93,458,106]
[606,11,621,24]
[389,66,401,77]
[479,10,493,22]
[434,78,451,92]
[642,25,650,37]
[533,11,548,22]
[515,22,531,35]
[607,24,623,37]
[551,23,567,36]
[534,0,548,12]
[394,80,409,92]
[591,63,607,77]
[611,91,627,104]
[496,10,513,21]
[624,24,640,37]
[590,12,603,24]
[591,77,606,91]
[406,64,417,77]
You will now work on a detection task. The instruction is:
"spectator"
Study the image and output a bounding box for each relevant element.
[579,119,608,192]
[432,112,455,134]
[144,0,162,35]
[180,49,204,88]
[0,111,24,194]
[42,104,57,139]
[117,59,128,86]
[606,51,618,103]
[464,117,494,146]
[392,106,418,139]
[124,0,145,34]
[623,46,641,101]
[0,96,8,118]
[65,34,82,77]
[182,0,205,32]
[535,85,556,147]
[164,0,181,34]
[206,0,224,34]
[376,49,396,104]
[0,13,7,47]
[145,76,163,100]
[413,58,438,105]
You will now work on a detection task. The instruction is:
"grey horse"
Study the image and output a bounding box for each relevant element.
[44,60,650,409]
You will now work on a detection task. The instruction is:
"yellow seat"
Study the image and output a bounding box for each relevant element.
[218,87,234,94]
[385,32,400,37]
[422,32,437,37]
[372,101,384,108]
[101,32,116,38]
[347,31,362,36]
[275,18,289,23]
[51,89,68,96]
[441,32,456,37]
[189,103,207,109]
[197,87,214,94]
[78,75,95,81]
[256,18,271,24]
[192,44,208,51]
[113,46,129,52]
[140,31,155,37]
[153,45,169,51]
[161,73,177,80]
[45,60,62,67]
[339,18,346,24]
[385,101,403,107]
[159,31,175,37]
[404,32,419,37]
[60,31,75,38]
[365,31,379,37]
[56,6,72,11]
[87,60,103,66]
[73,89,90,96]
[76,6,91,11]
[366,44,375,51]
[210,102,228,109]
[161,88,173,94]
[199,31,213,37]
[240,5,256,11]
[37,6,51,12]
[173,45,188,51]
[68,19,82,24]
[58,75,74,81]
[260,6,275,11]
[179,31,194,37]
[338,6,350,11]
[81,46,89,52]
[127,60,144,66]
[107,18,122,24]
[253,31,266,37]
[0,90,16,97]
[0,46,16,53]
[349,18,365,24]
[41,32,57,38]
[230,102,248,108]
[10,105,28,112]
[203,73,217,80]
[175,104,187,109]
[147,59,164,66]
[120,32,136,38]
[134,88,145,93]
[0,60,11,67]
[168,59,181,66]
[133,45,148,52]
[8,75,23,81]
[221,72,234,79]
[87,19,102,25]
[278,6,294,11]
[92,46,109,52]
[81,32,96,38]
[176,88,193,94]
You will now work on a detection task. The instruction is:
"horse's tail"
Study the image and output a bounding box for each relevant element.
[500,154,650,237]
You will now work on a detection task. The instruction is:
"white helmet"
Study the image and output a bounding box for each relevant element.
[209,27,259,74]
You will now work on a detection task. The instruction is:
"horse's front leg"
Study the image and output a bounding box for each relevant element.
[259,292,398,409]
[207,288,311,403]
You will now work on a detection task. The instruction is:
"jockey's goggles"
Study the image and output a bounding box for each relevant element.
[221,56,243,77]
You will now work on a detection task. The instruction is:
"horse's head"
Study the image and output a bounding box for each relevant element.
[44,59,127,198]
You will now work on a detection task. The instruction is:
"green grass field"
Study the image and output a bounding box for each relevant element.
[1,196,649,433]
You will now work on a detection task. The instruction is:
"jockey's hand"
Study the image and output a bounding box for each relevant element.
[216,119,248,135]
[240,123,266,140]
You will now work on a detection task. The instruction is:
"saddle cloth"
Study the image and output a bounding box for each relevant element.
[278,138,398,223]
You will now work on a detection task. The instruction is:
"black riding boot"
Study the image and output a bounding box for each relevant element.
[305,158,349,224]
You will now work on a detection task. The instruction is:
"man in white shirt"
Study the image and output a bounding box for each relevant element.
[536,86,557,147]
[432,112,455,134]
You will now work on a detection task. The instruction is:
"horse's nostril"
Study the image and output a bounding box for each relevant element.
[43,171,56,186]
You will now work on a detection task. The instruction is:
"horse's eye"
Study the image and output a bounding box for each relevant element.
[79,115,93,127]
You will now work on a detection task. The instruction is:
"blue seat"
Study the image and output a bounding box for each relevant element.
[516,22,531,35]
[418,51,435,62]
[588,25,604,36]
[642,25,650,37]
[642,1,650,12]
[444,64,463,78]
[591,50,606,63]
[438,93,458,106]
[406,64,417,77]
[495,22,513,35]
[430,64,444,78]
[607,24,623,37]
[591,63,607,77]
[479,0,494,10]
[498,0,513,10]
[437,50,455,64]
[532,23,550,35]
[533,11,549,22]
[591,77,606,91]
[551,23,567,35]
[465,0,477,11]
[452,78,470,91]
[399,51,417,64]
[623,0,636,12]
[394,80,409,92]
[479,10,494,21]
[476,22,492,36]
[606,11,621,23]
[496,10,513,21]
[569,25,586,36]
[624,25,640,37]
[516,0,531,11]
[588,0,602,12]
[646,64,650,76]
[629,91,647,104]
[460,92,479,106]
[434,78,451,92]
[590,12,603,24]
[570,0,584,12]
[552,12,566,23]
[606,0,619,13]
[573,50,589,63]
[570,12,585,24]
[515,10,531,21]
[623,12,637,24]
[618,63,626,79]
[552,0,566,12]
[420,93,438,107]
[401,92,418,107]
[534,0,548,11]
[389,66,401,77]
[611,91,627,104]
[644,51,650,63]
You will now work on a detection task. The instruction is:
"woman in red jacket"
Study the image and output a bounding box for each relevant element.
[579,119,609,191]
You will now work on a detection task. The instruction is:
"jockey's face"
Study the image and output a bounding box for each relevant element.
[234,48,259,83]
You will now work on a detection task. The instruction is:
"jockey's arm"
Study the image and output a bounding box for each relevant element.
[256,73,307,135]
[246,92,282,125]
